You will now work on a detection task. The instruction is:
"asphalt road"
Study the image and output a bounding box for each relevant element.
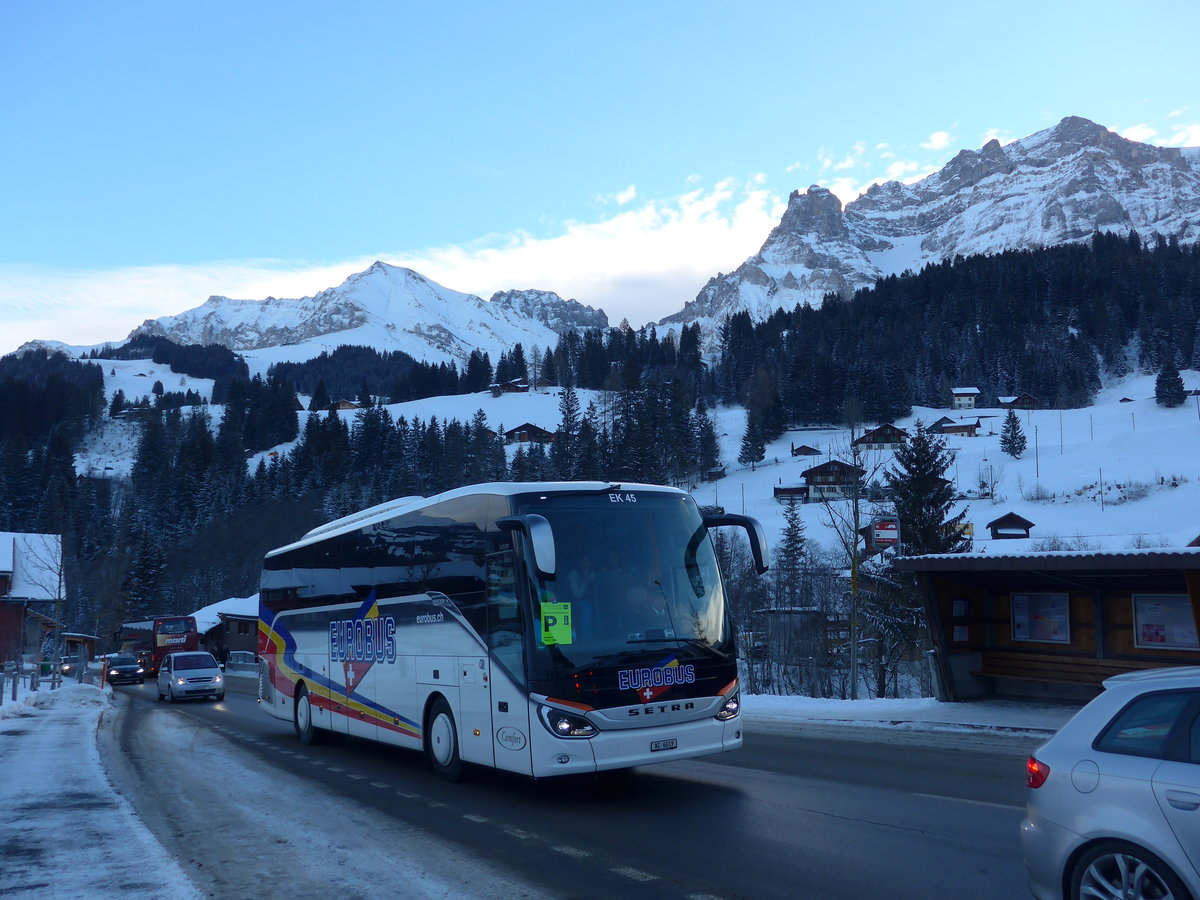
[102,679,1038,900]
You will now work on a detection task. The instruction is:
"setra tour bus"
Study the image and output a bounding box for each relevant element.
[258,481,768,780]
[150,615,199,675]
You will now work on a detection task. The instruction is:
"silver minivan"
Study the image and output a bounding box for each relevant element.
[157,650,225,702]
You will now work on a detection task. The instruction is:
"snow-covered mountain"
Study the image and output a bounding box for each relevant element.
[128,262,606,367]
[662,116,1200,329]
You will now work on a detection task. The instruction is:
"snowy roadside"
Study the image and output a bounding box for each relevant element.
[0,682,203,899]
[2,681,548,899]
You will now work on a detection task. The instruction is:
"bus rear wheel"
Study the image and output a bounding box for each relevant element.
[294,684,323,744]
[425,697,463,782]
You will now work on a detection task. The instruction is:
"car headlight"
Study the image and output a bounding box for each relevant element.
[136,667,144,674]
[537,705,597,738]
[213,675,222,684]
[715,692,740,721]
[175,677,185,686]
[108,670,117,677]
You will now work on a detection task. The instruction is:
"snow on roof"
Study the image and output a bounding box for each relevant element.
[191,594,259,633]
[951,387,981,394]
[0,532,63,600]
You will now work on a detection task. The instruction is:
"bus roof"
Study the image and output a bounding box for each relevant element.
[265,480,690,559]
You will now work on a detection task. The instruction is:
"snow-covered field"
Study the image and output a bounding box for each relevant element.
[75,363,1200,559]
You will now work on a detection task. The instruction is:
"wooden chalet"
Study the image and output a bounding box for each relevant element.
[852,424,908,451]
[940,419,981,438]
[491,379,530,394]
[790,443,821,457]
[895,547,1200,701]
[800,460,865,502]
[327,399,363,411]
[997,393,1038,410]
[504,423,556,445]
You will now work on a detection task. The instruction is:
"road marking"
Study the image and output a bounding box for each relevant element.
[911,791,1022,811]
[463,814,489,823]
[327,766,345,773]
[553,845,591,858]
[504,827,535,840]
[396,790,420,799]
[613,866,657,882]
[370,781,390,788]
[687,894,725,900]
[347,774,367,781]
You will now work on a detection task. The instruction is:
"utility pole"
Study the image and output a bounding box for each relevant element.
[849,439,861,701]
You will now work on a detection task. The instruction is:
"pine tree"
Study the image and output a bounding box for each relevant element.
[773,500,807,608]
[308,378,331,412]
[550,384,581,479]
[737,409,766,470]
[1155,360,1187,407]
[883,422,971,555]
[999,409,1027,458]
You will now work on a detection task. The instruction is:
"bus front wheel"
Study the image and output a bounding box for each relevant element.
[425,697,463,782]
[294,684,323,744]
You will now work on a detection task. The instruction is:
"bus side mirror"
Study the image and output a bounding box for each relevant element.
[703,513,770,575]
[496,514,557,579]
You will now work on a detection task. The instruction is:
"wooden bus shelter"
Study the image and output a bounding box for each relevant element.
[894,548,1200,702]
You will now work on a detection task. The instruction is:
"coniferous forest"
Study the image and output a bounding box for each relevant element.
[1,233,1197,643]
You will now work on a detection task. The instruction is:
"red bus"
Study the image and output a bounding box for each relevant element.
[115,619,154,669]
[150,616,199,675]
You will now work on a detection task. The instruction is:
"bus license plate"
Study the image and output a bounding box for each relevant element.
[650,738,677,752]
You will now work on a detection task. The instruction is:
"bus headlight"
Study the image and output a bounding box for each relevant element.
[538,706,597,739]
[715,692,740,721]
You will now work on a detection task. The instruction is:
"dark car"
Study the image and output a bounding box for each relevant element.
[105,653,145,685]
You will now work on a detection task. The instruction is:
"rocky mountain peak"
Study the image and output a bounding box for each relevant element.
[660,116,1200,335]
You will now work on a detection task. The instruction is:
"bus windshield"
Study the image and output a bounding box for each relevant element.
[514,490,731,672]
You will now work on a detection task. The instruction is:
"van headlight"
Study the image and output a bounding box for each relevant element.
[537,706,597,738]
[715,692,740,720]
[214,674,223,684]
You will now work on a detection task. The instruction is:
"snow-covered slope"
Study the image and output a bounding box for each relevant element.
[663,116,1200,330]
[128,262,605,368]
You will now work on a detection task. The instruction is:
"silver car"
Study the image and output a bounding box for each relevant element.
[1021,666,1200,900]
[157,650,225,702]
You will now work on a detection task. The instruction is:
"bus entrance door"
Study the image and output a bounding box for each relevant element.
[457,656,495,769]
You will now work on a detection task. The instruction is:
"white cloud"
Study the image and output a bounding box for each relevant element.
[614,184,638,205]
[921,130,953,151]
[886,160,921,180]
[1166,123,1200,147]
[1168,107,1189,118]
[1120,123,1158,143]
[982,127,1016,146]
[0,182,788,354]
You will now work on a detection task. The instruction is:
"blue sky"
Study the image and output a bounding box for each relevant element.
[3,0,1199,354]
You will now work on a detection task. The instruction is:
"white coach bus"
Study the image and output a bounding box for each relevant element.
[258,481,768,780]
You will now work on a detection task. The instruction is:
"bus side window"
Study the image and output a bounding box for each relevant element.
[486,548,525,685]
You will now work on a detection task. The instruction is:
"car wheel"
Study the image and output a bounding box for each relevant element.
[137,678,144,685]
[1071,840,1192,900]
[157,684,164,700]
[425,696,463,782]
[294,684,323,744]
[215,693,224,702]
[167,684,177,703]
